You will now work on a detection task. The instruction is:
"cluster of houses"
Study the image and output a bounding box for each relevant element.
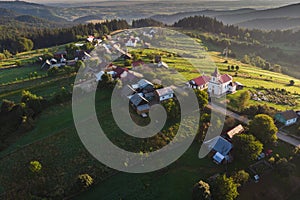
[41,49,92,70]
[122,79,175,117]
[187,68,244,97]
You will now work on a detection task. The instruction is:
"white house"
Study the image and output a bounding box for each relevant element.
[208,68,235,96]
[155,87,174,102]
[94,71,116,81]
[188,75,210,90]
[87,35,95,43]
[125,38,137,47]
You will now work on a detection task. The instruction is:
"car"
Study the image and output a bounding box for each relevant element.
[254,175,260,183]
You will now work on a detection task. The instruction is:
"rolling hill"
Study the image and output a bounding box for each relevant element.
[151,3,300,31]
[150,8,256,25]
[0,1,67,22]
[237,17,300,31]
[217,3,300,25]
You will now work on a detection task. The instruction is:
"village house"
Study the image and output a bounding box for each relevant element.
[275,110,298,126]
[155,87,174,102]
[131,79,155,94]
[87,35,95,43]
[75,50,92,61]
[94,71,116,81]
[208,68,236,96]
[204,136,233,164]
[187,75,210,90]
[130,93,150,115]
[125,38,137,47]
[41,58,66,70]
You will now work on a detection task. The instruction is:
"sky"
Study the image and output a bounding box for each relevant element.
[1,0,299,3]
[0,0,299,6]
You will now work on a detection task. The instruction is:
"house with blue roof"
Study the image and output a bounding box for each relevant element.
[203,136,233,164]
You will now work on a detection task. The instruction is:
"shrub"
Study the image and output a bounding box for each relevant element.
[29,161,42,173]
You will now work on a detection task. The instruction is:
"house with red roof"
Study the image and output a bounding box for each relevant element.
[187,75,210,90]
[208,68,236,96]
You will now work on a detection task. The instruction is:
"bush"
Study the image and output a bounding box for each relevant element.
[29,161,42,173]
[21,90,45,115]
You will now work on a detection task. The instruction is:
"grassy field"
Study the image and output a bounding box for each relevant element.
[0,65,47,85]
[0,30,299,199]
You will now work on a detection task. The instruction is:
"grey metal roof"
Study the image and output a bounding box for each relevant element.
[138,79,154,89]
[156,87,174,97]
[130,93,149,106]
[137,104,150,112]
[204,136,233,156]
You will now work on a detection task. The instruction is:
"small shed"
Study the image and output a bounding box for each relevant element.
[226,124,244,139]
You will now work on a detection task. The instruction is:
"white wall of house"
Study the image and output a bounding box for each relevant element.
[125,40,137,47]
[208,79,232,96]
[286,118,297,126]
[159,94,174,102]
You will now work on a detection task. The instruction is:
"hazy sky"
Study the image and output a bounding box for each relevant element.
[1,0,299,6]
[1,0,299,3]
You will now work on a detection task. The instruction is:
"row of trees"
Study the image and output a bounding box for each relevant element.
[193,170,250,200]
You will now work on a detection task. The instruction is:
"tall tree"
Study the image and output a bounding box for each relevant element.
[237,91,250,111]
[233,134,263,162]
[194,89,209,111]
[211,174,239,200]
[249,114,278,145]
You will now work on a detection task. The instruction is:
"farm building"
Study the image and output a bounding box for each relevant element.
[275,110,298,126]
[155,87,174,102]
[130,93,150,115]
[226,124,244,139]
[132,79,155,94]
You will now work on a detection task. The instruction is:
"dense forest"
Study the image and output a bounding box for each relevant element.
[132,18,164,28]
[0,19,129,55]
[173,15,300,44]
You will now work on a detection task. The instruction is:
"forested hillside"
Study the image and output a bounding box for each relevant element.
[0,20,129,55]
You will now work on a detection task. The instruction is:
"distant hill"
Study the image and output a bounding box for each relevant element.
[73,14,105,23]
[0,8,17,18]
[14,15,49,24]
[150,8,255,25]
[0,1,67,22]
[217,3,300,25]
[152,3,300,31]
[237,17,300,31]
